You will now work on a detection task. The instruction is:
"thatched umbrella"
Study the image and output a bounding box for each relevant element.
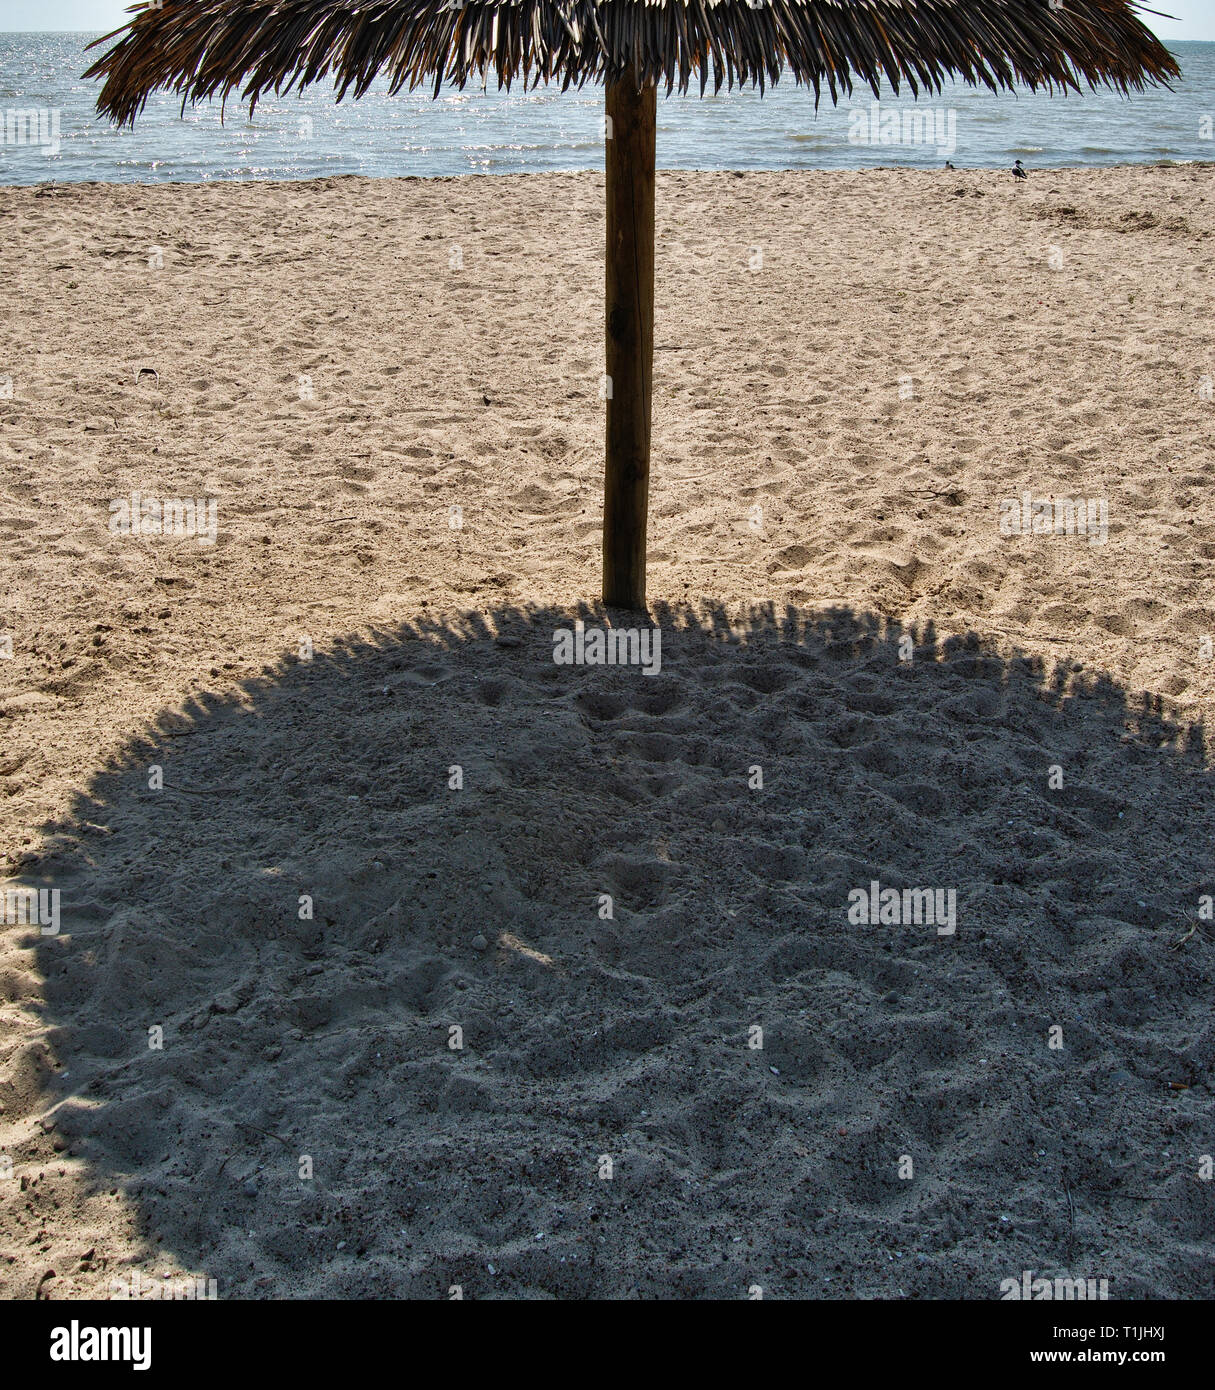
[87,2,1177,610]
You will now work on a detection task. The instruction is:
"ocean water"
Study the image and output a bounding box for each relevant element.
[0,32,1212,186]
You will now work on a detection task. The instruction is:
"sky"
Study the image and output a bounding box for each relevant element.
[0,0,1212,42]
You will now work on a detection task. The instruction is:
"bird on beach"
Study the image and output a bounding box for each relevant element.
[945,160,955,170]
[1012,159,1028,180]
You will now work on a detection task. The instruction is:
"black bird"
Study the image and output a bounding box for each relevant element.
[945,160,955,170]
[1012,159,1028,180]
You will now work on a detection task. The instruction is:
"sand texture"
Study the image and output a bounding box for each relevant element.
[1,165,1214,1299]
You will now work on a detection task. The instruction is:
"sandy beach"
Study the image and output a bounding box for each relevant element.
[1,163,1214,1298]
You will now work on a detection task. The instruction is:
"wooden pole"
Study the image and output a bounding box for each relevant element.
[603,73,656,611]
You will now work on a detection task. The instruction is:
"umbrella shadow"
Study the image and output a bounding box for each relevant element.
[7,599,1215,1299]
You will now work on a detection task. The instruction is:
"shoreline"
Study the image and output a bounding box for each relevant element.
[5,157,1214,192]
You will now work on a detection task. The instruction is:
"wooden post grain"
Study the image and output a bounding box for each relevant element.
[602,74,656,611]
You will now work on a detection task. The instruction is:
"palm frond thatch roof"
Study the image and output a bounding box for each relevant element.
[88,0,1179,127]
